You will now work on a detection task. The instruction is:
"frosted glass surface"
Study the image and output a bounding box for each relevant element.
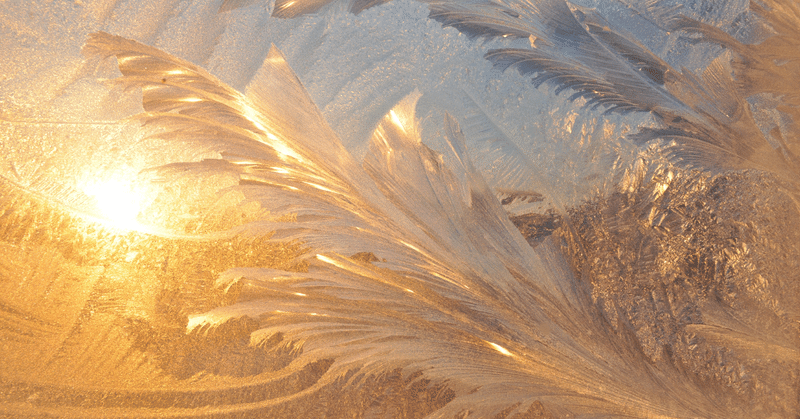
[1,0,798,417]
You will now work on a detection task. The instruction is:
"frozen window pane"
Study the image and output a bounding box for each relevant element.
[1,1,797,417]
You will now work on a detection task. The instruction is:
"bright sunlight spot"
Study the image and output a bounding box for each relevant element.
[83,179,142,229]
[487,341,514,357]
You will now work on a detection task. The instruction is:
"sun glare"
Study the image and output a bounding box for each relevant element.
[83,179,142,229]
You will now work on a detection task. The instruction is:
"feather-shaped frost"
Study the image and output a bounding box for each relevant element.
[260,0,393,17]
[0,30,754,418]
[424,0,798,178]
[2,0,800,416]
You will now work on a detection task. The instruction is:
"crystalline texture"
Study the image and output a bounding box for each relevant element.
[1,0,798,418]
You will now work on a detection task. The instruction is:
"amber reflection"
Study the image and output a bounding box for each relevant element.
[0,169,455,417]
[0,176,312,407]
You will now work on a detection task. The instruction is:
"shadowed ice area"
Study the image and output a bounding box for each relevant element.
[1,0,798,417]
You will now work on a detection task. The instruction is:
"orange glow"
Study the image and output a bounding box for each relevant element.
[487,341,514,357]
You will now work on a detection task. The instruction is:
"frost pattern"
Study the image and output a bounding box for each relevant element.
[1,0,798,418]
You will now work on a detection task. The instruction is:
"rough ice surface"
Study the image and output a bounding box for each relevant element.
[1,0,798,417]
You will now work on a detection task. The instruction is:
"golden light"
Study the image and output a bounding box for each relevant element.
[83,179,142,230]
[487,341,514,357]
[268,135,304,162]
[389,109,406,132]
